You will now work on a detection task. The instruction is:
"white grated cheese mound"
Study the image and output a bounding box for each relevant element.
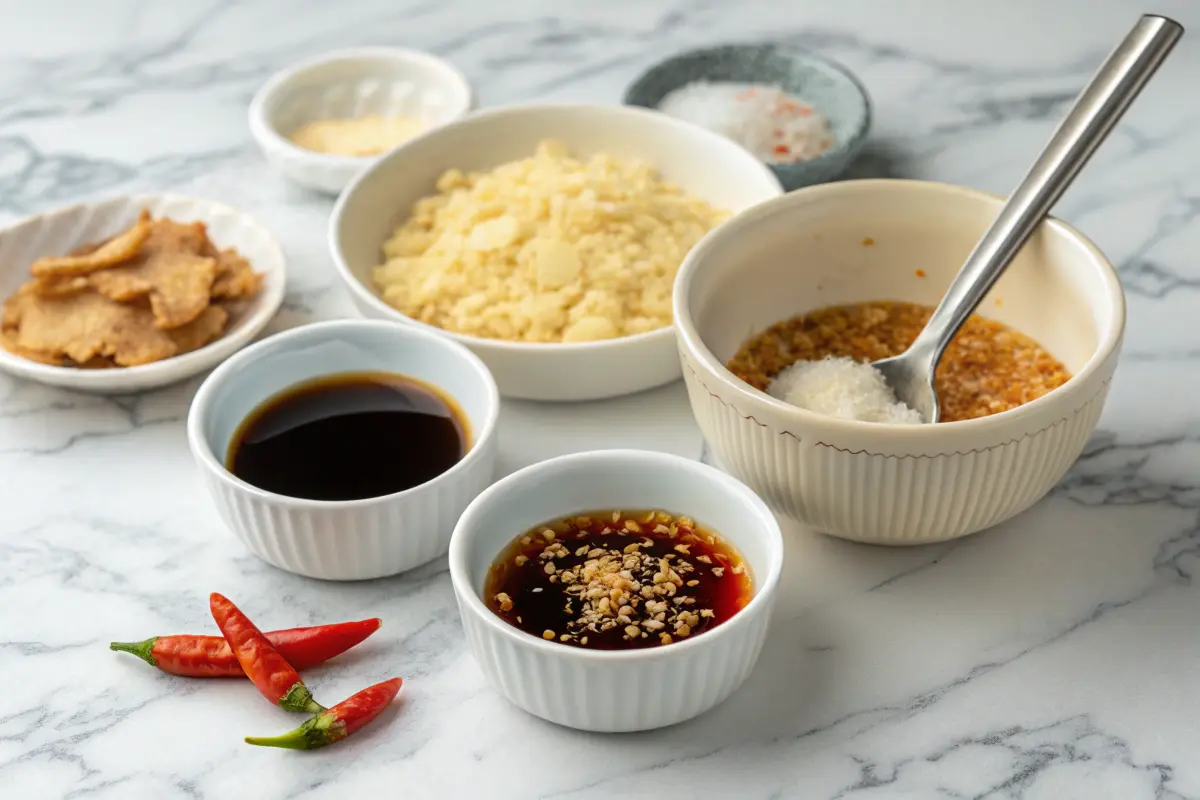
[768,357,923,424]
[657,81,834,164]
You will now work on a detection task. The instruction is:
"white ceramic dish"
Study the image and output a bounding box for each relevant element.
[0,194,285,394]
[249,47,473,195]
[675,179,1124,545]
[188,319,500,581]
[330,104,784,401]
[449,449,783,732]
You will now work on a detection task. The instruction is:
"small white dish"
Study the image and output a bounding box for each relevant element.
[188,319,500,581]
[449,449,783,732]
[249,47,474,195]
[330,103,784,401]
[0,194,285,394]
[674,179,1125,545]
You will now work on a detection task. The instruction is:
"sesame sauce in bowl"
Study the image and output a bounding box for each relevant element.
[484,509,752,650]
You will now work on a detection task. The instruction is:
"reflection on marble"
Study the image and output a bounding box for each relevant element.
[2,0,1200,797]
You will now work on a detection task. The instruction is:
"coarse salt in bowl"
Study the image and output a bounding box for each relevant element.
[330,104,783,402]
[674,179,1125,545]
[658,81,835,164]
[624,43,871,191]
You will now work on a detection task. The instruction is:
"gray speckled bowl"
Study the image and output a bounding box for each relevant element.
[624,43,871,191]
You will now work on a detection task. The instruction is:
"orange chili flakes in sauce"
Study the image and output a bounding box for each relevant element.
[726,301,1072,422]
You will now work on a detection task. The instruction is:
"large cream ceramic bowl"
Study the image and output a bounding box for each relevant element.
[674,179,1125,545]
[330,104,783,402]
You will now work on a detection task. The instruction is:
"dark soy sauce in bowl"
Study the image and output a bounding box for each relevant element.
[227,371,468,501]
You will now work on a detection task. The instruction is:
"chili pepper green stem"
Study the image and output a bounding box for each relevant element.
[280,682,324,714]
[109,638,158,667]
[245,712,342,750]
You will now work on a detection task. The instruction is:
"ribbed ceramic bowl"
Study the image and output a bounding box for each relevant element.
[250,47,473,195]
[188,319,499,580]
[674,179,1125,545]
[449,449,783,732]
[330,104,783,401]
[624,43,871,191]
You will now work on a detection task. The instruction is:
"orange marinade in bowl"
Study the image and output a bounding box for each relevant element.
[727,300,1071,422]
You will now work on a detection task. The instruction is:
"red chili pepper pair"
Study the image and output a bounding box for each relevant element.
[111,594,402,750]
[109,618,381,677]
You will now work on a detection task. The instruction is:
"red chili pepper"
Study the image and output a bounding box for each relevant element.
[209,593,323,713]
[773,144,791,155]
[245,677,403,750]
[109,618,382,677]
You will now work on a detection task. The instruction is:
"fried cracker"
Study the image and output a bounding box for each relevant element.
[1,328,65,365]
[211,249,263,299]
[167,304,228,354]
[87,218,217,329]
[76,356,117,369]
[2,210,261,369]
[30,211,152,277]
[30,275,91,297]
[4,289,179,366]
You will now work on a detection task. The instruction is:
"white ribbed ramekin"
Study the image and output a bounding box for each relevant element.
[674,179,1125,545]
[188,319,499,580]
[449,449,783,732]
[250,47,473,194]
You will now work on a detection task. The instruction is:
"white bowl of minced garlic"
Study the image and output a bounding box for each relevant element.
[250,47,473,195]
[329,104,783,402]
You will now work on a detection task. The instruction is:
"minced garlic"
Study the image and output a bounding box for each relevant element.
[371,140,729,343]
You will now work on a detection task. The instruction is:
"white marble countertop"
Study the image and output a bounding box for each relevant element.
[2,0,1199,797]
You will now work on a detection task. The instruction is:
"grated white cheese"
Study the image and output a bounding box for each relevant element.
[657,81,834,164]
[768,356,923,424]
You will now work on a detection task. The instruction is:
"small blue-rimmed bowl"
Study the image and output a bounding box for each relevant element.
[623,43,871,191]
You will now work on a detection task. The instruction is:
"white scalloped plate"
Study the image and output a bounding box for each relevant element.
[0,194,286,394]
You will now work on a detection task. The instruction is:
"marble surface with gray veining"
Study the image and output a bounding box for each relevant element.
[2,0,1199,797]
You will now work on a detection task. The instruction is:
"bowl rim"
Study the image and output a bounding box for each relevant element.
[448,448,784,663]
[328,101,784,355]
[186,317,501,510]
[673,178,1127,435]
[622,41,873,170]
[248,45,475,169]
[0,192,286,387]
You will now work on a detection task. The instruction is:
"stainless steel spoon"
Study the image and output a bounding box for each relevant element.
[874,14,1183,423]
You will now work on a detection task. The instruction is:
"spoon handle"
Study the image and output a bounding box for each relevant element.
[912,14,1183,365]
